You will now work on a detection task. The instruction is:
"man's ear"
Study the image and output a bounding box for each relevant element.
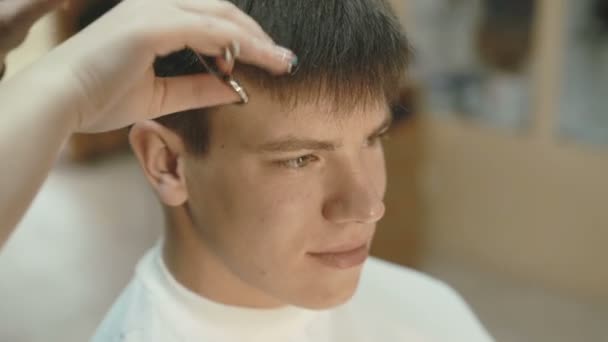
[129,120,188,207]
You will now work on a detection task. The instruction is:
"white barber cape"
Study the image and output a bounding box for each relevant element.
[92,244,494,341]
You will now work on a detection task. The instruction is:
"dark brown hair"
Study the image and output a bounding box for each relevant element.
[86,0,411,155]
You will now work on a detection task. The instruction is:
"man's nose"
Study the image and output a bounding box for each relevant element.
[322,166,385,225]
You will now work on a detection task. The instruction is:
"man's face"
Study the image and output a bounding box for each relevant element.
[183,88,389,309]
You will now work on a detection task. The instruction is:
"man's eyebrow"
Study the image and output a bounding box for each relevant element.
[255,112,393,153]
[256,138,339,153]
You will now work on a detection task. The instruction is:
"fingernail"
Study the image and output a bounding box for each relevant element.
[287,55,299,75]
[223,41,240,64]
[275,47,298,74]
[224,47,233,63]
[231,40,240,59]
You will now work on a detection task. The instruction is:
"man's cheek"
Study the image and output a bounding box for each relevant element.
[252,178,315,212]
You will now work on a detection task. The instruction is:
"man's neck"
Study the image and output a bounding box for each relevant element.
[162,206,285,309]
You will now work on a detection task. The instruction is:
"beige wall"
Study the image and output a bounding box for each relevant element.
[410,0,608,301]
[420,117,608,300]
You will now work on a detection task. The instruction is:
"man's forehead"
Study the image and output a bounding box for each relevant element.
[218,87,390,125]
[209,92,391,153]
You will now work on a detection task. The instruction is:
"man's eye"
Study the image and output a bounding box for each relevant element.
[367,131,390,147]
[277,155,319,169]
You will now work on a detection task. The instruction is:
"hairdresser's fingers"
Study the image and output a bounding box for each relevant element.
[181,15,294,75]
[150,14,294,75]
[150,73,241,117]
[236,38,296,75]
[177,0,274,44]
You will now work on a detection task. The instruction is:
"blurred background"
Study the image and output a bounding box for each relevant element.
[1,0,607,341]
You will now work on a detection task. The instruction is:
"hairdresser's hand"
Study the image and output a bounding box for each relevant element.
[46,0,294,133]
[0,0,69,73]
[0,0,295,241]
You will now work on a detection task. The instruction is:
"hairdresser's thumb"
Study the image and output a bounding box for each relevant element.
[152,73,242,118]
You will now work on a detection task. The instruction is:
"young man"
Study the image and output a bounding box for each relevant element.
[93,0,494,340]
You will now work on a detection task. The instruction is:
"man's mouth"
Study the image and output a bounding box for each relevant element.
[307,242,370,269]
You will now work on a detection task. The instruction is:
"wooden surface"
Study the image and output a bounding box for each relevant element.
[408,0,608,301]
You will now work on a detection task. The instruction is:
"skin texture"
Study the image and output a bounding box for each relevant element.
[129,83,391,309]
[0,0,293,247]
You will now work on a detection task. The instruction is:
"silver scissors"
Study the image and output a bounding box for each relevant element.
[193,51,249,105]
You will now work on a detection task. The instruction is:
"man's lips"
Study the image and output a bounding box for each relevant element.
[307,242,370,269]
[310,241,368,254]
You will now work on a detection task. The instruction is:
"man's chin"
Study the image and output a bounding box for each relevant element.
[305,287,359,310]
[292,269,364,310]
